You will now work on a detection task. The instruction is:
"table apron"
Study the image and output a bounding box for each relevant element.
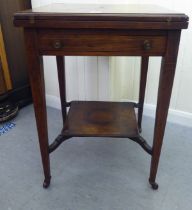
[37,31,167,56]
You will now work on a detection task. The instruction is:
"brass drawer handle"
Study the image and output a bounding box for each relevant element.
[53,40,63,49]
[143,40,152,50]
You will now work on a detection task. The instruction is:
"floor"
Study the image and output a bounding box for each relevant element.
[0,105,191,210]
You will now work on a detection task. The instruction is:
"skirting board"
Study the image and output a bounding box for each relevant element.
[143,103,192,127]
[46,94,192,128]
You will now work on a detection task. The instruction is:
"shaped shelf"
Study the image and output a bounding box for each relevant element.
[62,101,139,138]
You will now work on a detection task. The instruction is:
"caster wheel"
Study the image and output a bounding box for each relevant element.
[150,181,158,190]
[138,127,142,133]
[43,177,51,188]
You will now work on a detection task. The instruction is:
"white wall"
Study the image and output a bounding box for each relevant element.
[31,0,192,126]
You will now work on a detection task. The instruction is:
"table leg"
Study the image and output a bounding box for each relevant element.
[24,29,51,188]
[56,56,67,125]
[138,56,149,132]
[48,56,71,153]
[149,31,181,189]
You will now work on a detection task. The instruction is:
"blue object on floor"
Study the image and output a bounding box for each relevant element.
[0,122,15,136]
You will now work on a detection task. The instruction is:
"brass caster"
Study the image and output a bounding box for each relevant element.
[43,177,51,188]
[149,180,158,190]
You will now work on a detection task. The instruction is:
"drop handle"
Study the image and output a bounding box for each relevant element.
[143,40,152,50]
[53,40,63,49]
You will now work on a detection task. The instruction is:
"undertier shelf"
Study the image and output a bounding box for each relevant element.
[63,101,139,138]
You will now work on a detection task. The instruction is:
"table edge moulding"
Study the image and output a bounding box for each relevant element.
[14,3,189,190]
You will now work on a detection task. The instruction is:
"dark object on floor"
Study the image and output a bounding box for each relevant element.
[0,101,19,123]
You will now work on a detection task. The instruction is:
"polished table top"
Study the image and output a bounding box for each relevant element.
[14,4,188,30]
[18,3,183,14]
[14,3,188,22]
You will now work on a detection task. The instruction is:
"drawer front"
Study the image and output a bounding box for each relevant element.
[38,31,167,56]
